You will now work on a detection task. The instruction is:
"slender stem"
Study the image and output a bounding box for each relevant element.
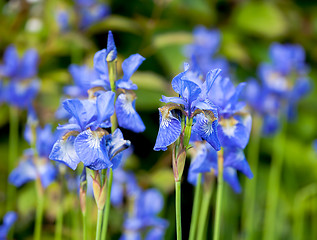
[213,148,224,240]
[175,181,182,240]
[95,209,103,240]
[34,181,44,240]
[197,175,214,240]
[101,168,113,240]
[54,199,63,240]
[263,122,286,240]
[312,196,317,240]
[83,212,87,240]
[189,173,202,240]
[6,107,19,212]
[242,115,262,240]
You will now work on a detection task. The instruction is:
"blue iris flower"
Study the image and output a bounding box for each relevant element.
[244,43,310,135]
[184,26,230,77]
[0,211,17,239]
[75,0,110,29]
[64,64,97,98]
[91,31,146,133]
[0,45,40,109]
[49,92,130,170]
[56,9,70,32]
[120,188,168,240]
[188,142,253,193]
[154,64,221,151]
[10,113,58,188]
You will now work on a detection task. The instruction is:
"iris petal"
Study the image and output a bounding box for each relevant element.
[49,135,81,170]
[115,93,145,133]
[154,108,181,151]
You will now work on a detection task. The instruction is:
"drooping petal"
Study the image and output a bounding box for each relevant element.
[224,147,253,179]
[9,159,37,187]
[74,129,111,170]
[115,93,145,133]
[49,135,81,170]
[192,113,221,151]
[223,167,242,193]
[218,116,250,149]
[154,106,182,151]
[160,95,186,106]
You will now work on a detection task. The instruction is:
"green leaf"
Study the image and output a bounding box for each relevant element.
[233,2,288,38]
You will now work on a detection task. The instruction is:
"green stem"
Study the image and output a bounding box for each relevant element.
[242,115,262,240]
[34,183,44,240]
[189,173,202,240]
[213,149,224,240]
[6,107,19,212]
[101,168,113,240]
[54,199,63,240]
[83,212,87,240]
[95,209,103,240]
[175,181,182,240]
[263,123,286,240]
[197,175,214,240]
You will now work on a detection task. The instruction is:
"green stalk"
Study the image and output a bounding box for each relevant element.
[83,212,87,240]
[54,199,63,240]
[95,209,103,240]
[213,148,224,240]
[197,175,214,240]
[101,168,113,240]
[175,181,182,240]
[242,115,262,240]
[189,173,202,240]
[263,122,286,240]
[6,106,19,212]
[34,180,44,240]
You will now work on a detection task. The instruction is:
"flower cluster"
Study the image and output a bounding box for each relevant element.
[50,31,145,172]
[0,45,40,109]
[244,43,311,135]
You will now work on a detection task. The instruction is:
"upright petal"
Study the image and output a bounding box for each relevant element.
[106,30,117,62]
[0,45,19,78]
[96,91,115,124]
[121,54,145,82]
[19,49,38,79]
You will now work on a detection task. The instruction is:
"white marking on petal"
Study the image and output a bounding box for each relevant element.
[201,118,213,136]
[220,117,237,138]
[86,130,101,149]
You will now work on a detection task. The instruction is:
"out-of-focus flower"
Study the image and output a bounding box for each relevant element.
[56,9,70,32]
[184,26,229,77]
[0,45,40,109]
[120,188,168,240]
[0,212,17,239]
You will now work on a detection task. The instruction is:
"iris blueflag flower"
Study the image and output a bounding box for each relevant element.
[75,0,110,29]
[0,211,17,239]
[55,9,69,32]
[91,31,146,133]
[120,188,168,240]
[0,45,40,109]
[154,64,221,152]
[184,26,230,77]
[244,43,311,135]
[9,111,57,188]
[187,72,253,192]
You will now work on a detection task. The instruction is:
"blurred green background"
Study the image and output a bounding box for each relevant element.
[0,0,317,239]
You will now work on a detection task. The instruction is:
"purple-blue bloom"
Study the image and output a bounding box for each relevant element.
[120,188,168,240]
[0,212,17,239]
[0,45,40,109]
